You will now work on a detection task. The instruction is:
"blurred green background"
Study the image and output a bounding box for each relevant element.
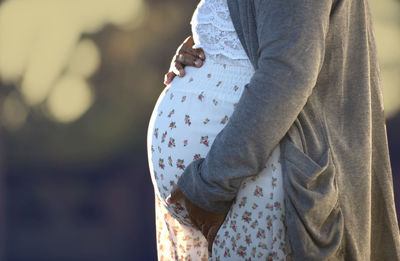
[0,0,398,260]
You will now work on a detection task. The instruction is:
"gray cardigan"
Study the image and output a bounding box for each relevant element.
[177,0,400,260]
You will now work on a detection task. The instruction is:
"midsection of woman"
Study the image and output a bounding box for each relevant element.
[147,0,255,226]
[146,0,291,259]
[148,53,254,225]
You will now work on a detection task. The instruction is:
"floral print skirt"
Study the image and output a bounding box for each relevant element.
[147,52,293,260]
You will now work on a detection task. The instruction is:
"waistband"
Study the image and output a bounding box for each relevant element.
[204,49,255,68]
[171,51,255,99]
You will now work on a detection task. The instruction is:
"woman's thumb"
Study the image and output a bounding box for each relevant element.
[166,185,183,205]
[207,225,219,257]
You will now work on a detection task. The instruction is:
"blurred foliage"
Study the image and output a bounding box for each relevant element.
[0,0,199,170]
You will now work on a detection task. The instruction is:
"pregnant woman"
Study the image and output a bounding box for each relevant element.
[148,0,400,260]
[147,0,291,260]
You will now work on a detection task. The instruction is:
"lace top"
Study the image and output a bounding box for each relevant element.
[190,0,253,67]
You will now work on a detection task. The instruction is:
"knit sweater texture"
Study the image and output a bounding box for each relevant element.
[177,0,400,259]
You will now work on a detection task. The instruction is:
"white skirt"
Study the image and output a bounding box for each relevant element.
[146,51,293,260]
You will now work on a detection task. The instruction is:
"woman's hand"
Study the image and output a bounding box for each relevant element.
[166,185,227,257]
[164,35,206,85]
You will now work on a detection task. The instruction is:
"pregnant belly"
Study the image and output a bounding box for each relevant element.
[146,56,254,225]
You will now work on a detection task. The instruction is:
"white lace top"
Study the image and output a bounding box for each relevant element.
[190,0,253,67]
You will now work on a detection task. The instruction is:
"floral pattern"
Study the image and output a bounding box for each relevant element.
[147,52,293,260]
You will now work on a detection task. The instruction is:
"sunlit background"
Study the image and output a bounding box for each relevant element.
[0,0,398,260]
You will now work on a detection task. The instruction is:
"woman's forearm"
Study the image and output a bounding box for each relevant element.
[177,0,333,214]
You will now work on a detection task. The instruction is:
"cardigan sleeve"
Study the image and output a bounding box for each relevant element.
[177,0,333,214]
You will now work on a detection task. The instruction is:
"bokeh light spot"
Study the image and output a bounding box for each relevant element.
[46,75,93,123]
[1,91,28,131]
[67,39,101,78]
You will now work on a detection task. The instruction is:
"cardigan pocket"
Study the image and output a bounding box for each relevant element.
[281,138,344,260]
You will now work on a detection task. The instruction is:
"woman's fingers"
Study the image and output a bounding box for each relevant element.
[165,53,202,85]
[171,61,185,77]
[172,188,227,258]
[164,35,206,85]
[164,72,176,85]
[175,53,202,68]
[194,47,205,60]
[180,35,204,60]
[183,35,195,46]
[206,225,220,257]
[198,50,205,60]
[181,45,206,61]
[200,222,212,239]
[166,185,184,205]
